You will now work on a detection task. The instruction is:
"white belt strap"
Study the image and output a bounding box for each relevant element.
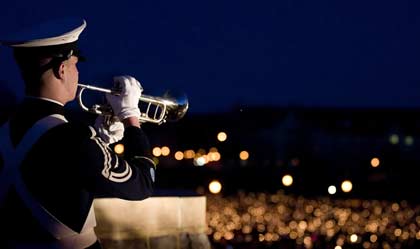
[0,114,97,249]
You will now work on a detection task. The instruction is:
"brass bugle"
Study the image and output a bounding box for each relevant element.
[77,83,189,124]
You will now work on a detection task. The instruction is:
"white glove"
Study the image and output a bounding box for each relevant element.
[106,75,142,120]
[94,116,125,144]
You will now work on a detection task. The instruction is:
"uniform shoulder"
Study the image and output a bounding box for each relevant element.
[50,121,96,140]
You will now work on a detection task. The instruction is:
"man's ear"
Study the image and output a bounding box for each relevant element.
[53,62,65,79]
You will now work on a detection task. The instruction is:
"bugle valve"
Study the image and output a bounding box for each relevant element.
[77,83,189,124]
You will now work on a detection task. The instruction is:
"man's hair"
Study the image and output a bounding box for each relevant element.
[13,51,54,94]
[12,44,75,94]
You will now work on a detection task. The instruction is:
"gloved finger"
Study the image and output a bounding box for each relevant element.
[125,76,137,92]
[134,79,143,92]
[114,75,142,95]
[111,129,124,138]
[109,131,124,144]
[124,76,134,92]
[122,75,140,91]
[109,121,124,132]
[113,76,129,93]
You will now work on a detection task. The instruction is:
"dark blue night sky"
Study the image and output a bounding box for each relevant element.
[1,0,420,113]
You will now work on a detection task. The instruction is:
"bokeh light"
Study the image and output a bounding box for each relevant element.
[282,175,293,187]
[217,132,227,142]
[371,157,380,168]
[114,143,124,154]
[174,151,184,160]
[209,147,218,152]
[405,136,414,146]
[194,156,207,166]
[239,151,249,160]
[197,148,206,156]
[208,152,221,162]
[389,134,399,144]
[341,180,353,193]
[161,146,170,156]
[152,147,162,157]
[328,185,337,195]
[370,234,378,243]
[206,191,420,249]
[350,234,358,243]
[184,150,195,159]
[209,180,222,194]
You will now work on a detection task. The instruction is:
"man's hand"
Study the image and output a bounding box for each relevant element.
[94,116,124,145]
[106,75,142,121]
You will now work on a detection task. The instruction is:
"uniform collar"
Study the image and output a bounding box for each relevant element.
[26,96,64,106]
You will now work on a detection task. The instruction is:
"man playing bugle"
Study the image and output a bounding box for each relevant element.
[0,18,155,249]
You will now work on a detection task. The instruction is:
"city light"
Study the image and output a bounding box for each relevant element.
[208,152,221,162]
[303,236,312,248]
[370,234,378,243]
[174,151,184,160]
[152,147,162,157]
[341,180,353,193]
[209,147,218,152]
[239,151,249,160]
[197,148,206,156]
[389,134,399,145]
[161,146,170,156]
[206,191,420,249]
[184,150,195,159]
[209,180,222,194]
[282,174,293,187]
[391,202,399,212]
[405,136,414,146]
[194,156,207,166]
[328,185,337,195]
[114,143,124,154]
[217,132,227,142]
[371,157,380,168]
[350,234,358,243]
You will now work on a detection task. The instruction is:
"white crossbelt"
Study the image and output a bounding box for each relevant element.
[0,114,97,249]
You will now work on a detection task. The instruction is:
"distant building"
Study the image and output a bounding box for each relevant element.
[146,106,420,202]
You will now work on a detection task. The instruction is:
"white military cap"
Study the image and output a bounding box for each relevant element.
[0,18,87,81]
[0,18,86,61]
[0,17,86,48]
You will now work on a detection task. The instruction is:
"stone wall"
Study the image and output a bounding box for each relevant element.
[94,196,211,249]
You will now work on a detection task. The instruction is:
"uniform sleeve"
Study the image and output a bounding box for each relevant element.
[78,125,155,200]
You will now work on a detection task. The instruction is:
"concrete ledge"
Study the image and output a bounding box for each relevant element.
[93,196,210,249]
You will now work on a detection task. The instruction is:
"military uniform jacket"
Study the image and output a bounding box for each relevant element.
[0,98,155,246]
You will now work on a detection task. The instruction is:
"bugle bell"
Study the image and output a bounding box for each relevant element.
[77,83,189,124]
